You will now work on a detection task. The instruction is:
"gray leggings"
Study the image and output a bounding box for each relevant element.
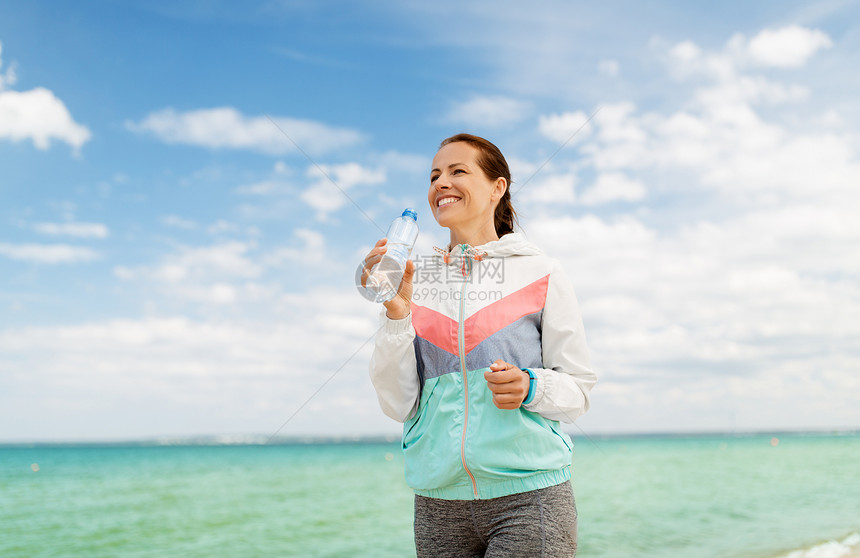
[414,481,577,558]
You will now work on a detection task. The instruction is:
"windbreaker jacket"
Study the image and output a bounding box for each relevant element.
[369,233,597,500]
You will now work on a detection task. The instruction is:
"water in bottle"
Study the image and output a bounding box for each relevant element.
[356,208,419,303]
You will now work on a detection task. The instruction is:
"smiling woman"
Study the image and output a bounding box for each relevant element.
[429,134,518,248]
[2,6,859,555]
[365,133,597,557]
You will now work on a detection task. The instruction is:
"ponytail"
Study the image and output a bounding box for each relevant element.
[494,188,516,237]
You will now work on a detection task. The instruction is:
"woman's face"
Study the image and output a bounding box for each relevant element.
[428,142,505,232]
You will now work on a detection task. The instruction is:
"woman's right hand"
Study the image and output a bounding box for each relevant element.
[362,238,414,320]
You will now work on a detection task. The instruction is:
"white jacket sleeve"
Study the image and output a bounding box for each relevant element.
[523,261,597,423]
[368,309,421,422]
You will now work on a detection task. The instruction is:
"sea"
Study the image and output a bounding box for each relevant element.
[1,432,858,558]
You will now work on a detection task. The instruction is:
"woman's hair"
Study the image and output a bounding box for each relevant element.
[439,133,518,237]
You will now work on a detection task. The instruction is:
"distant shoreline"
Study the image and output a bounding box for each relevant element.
[1,428,857,448]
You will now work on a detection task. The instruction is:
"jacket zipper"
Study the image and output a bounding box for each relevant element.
[458,275,478,499]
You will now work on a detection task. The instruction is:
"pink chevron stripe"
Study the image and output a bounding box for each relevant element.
[463,275,549,353]
[411,303,459,356]
[411,275,550,357]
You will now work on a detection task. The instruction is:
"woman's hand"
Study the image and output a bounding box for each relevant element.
[361,238,414,320]
[484,359,530,410]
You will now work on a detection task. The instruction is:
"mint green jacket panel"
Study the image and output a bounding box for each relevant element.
[401,374,472,495]
[403,368,573,500]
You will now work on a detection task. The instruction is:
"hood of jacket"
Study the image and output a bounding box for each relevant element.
[440,232,542,260]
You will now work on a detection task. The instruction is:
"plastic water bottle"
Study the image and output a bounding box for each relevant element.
[356,208,419,303]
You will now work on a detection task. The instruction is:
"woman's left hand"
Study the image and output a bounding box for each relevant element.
[484,360,530,410]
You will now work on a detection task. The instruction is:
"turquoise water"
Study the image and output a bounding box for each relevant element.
[1,433,857,557]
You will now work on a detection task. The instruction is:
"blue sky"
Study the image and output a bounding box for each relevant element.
[1,0,858,442]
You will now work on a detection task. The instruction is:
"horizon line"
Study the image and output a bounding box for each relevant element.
[1,427,857,448]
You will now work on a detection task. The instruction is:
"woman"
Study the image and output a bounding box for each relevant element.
[365,133,596,557]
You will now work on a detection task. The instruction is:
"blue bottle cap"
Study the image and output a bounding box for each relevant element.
[402,208,418,221]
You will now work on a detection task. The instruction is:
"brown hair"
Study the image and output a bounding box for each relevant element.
[439,133,518,237]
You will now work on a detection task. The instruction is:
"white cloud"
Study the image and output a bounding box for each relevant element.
[265,228,326,266]
[669,27,833,91]
[579,172,646,205]
[376,150,428,174]
[524,209,860,432]
[520,26,859,432]
[0,43,90,151]
[527,214,656,270]
[174,242,262,279]
[161,215,198,229]
[742,26,833,68]
[235,162,299,196]
[537,111,594,144]
[183,282,238,305]
[206,220,241,235]
[0,243,100,264]
[522,173,577,204]
[670,40,701,64]
[301,162,386,217]
[597,59,620,77]
[694,75,809,106]
[445,95,532,127]
[32,222,109,238]
[0,291,385,440]
[578,90,859,202]
[0,41,17,89]
[236,179,294,196]
[118,241,262,284]
[112,229,337,311]
[0,88,92,151]
[127,107,364,156]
